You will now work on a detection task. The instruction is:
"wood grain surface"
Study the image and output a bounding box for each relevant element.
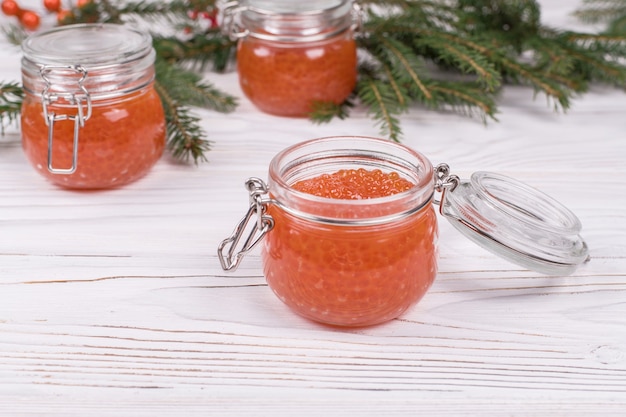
[1,1,625,415]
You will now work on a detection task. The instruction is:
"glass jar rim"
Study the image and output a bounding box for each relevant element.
[267,136,435,226]
[227,0,355,42]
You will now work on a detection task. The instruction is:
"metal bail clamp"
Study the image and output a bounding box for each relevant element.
[218,178,275,271]
[219,1,250,41]
[39,64,92,175]
[433,163,460,210]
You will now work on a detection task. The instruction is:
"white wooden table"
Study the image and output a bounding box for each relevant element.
[1,2,625,415]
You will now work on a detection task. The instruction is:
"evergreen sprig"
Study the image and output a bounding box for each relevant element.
[314,0,626,139]
[575,0,626,35]
[0,81,23,134]
[155,79,210,163]
[153,33,237,72]
[155,59,237,162]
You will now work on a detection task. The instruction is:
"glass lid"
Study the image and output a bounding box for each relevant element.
[438,170,589,275]
[21,23,153,67]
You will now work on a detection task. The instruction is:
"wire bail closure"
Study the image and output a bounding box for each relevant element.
[40,64,92,175]
[433,163,460,209]
[220,1,250,40]
[218,177,275,271]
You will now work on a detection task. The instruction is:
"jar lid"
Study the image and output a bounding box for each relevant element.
[439,171,589,275]
[21,23,155,99]
[224,0,355,42]
[21,23,153,67]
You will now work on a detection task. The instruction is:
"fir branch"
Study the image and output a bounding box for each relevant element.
[114,0,199,18]
[309,100,353,124]
[573,0,626,25]
[370,35,434,101]
[153,33,237,72]
[1,24,27,46]
[361,0,461,30]
[381,64,410,107]
[356,77,404,142]
[412,36,502,91]
[155,80,211,164]
[155,59,237,112]
[430,81,497,121]
[153,59,238,163]
[536,33,626,87]
[456,0,542,52]
[0,81,23,134]
[607,14,626,35]
[497,56,573,109]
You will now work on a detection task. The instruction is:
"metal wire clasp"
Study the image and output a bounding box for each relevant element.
[218,178,275,271]
[433,163,460,212]
[351,1,363,33]
[40,64,92,174]
[220,1,250,40]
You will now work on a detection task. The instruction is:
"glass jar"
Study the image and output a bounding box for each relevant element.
[219,136,590,327]
[223,0,359,117]
[20,23,166,189]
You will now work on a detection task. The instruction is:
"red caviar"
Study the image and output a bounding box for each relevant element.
[262,168,438,327]
[21,87,165,189]
[237,34,357,117]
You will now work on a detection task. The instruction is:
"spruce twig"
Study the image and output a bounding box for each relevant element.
[0,81,23,134]
[155,59,237,113]
[154,60,237,163]
[155,80,211,164]
[574,0,626,35]
[309,100,354,124]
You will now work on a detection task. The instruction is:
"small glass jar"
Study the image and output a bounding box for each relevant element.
[219,136,590,327]
[223,0,359,117]
[20,23,166,189]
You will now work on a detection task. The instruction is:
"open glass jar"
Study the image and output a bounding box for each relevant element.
[21,23,166,189]
[222,0,359,117]
[218,136,590,327]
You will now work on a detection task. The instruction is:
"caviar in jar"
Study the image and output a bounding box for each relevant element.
[225,0,358,117]
[20,23,165,189]
[219,136,439,327]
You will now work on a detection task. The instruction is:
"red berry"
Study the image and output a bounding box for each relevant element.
[56,8,72,23]
[43,0,61,12]
[19,9,40,30]
[76,0,90,8]
[1,0,21,16]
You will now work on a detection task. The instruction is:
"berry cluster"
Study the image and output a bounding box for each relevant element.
[1,0,91,30]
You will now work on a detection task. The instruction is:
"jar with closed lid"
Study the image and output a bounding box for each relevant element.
[20,23,166,189]
[222,0,359,117]
[218,136,590,327]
